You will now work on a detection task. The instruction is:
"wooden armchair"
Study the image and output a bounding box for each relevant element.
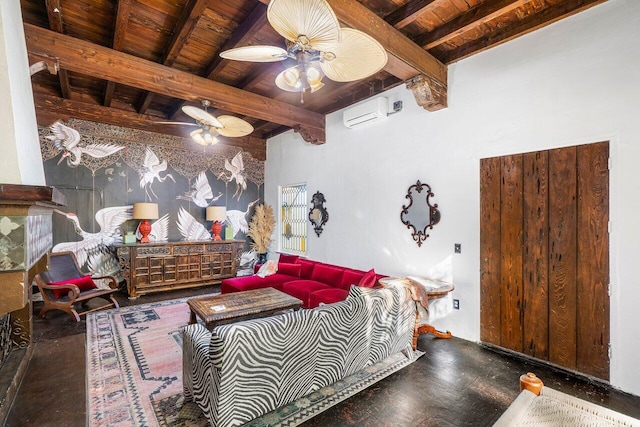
[34,251,120,322]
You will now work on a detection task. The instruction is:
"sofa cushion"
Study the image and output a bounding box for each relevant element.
[338,269,366,291]
[277,262,301,277]
[49,275,97,299]
[283,280,332,308]
[297,259,316,279]
[358,269,377,288]
[221,273,294,293]
[279,253,299,264]
[309,288,349,308]
[311,264,344,286]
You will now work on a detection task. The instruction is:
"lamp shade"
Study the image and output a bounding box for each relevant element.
[206,206,227,222]
[132,203,159,220]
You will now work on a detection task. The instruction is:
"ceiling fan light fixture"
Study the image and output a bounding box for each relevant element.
[190,128,219,146]
[283,66,301,88]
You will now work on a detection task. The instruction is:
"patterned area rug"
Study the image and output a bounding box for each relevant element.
[87,297,423,427]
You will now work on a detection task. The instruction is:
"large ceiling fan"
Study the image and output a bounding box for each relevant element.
[220,0,388,102]
[158,100,254,146]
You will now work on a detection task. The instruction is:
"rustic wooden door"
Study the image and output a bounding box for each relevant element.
[480,141,609,380]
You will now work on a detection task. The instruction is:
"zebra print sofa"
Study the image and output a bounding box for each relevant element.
[182,283,417,427]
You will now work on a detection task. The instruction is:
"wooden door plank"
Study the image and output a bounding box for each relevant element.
[522,151,549,359]
[576,141,610,380]
[548,147,578,369]
[480,156,502,344]
[500,154,524,352]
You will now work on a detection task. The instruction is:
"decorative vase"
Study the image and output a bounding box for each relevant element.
[257,253,268,264]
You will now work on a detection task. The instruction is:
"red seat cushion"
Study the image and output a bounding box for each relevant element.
[49,275,97,299]
[358,269,377,288]
[282,280,332,308]
[308,288,349,308]
[221,273,292,293]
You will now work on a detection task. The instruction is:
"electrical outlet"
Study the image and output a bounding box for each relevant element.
[454,243,461,253]
[453,299,460,310]
[392,100,403,112]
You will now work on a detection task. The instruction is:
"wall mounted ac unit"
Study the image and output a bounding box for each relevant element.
[343,97,388,129]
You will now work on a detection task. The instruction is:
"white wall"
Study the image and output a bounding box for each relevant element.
[265,0,640,396]
[0,0,45,185]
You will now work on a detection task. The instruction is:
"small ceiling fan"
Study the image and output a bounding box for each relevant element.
[220,0,387,103]
[158,100,254,146]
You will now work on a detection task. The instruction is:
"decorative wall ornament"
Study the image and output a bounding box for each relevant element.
[52,205,133,274]
[219,152,247,201]
[400,180,441,247]
[226,199,260,238]
[308,191,329,237]
[139,148,176,200]
[0,216,25,271]
[39,118,265,185]
[177,207,210,241]
[46,121,125,167]
[177,171,222,207]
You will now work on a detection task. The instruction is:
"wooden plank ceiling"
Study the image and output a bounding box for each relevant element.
[22,0,606,160]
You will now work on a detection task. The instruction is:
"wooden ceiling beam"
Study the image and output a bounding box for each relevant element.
[415,0,530,50]
[384,0,444,29]
[204,3,268,81]
[440,0,606,64]
[44,0,71,99]
[137,0,209,114]
[169,3,270,120]
[33,92,267,160]
[25,25,325,142]
[104,0,132,107]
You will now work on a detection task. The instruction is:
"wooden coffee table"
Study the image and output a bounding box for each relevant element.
[187,287,302,331]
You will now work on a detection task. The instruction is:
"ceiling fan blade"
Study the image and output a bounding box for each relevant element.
[154,121,199,126]
[267,0,340,52]
[182,106,223,128]
[220,45,288,62]
[320,28,387,82]
[216,115,254,137]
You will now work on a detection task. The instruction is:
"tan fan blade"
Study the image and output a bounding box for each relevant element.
[182,106,223,128]
[216,115,254,137]
[320,28,387,82]
[220,45,288,62]
[267,0,340,52]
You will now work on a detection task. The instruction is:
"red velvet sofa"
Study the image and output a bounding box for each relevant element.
[221,255,385,308]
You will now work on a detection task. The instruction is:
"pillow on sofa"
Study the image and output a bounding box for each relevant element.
[297,259,316,279]
[256,260,278,278]
[339,269,366,290]
[357,269,377,288]
[278,253,299,264]
[278,262,302,277]
[49,275,97,298]
[311,264,344,285]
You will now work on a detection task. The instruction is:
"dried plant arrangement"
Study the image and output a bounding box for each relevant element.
[247,203,275,254]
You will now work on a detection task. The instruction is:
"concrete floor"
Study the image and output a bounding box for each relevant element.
[6,285,640,426]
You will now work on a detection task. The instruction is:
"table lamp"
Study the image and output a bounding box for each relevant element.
[133,202,159,243]
[206,206,227,241]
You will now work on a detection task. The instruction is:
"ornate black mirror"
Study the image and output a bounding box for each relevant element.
[400,180,440,247]
[308,191,329,237]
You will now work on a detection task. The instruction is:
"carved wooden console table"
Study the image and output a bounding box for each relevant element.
[115,240,244,298]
